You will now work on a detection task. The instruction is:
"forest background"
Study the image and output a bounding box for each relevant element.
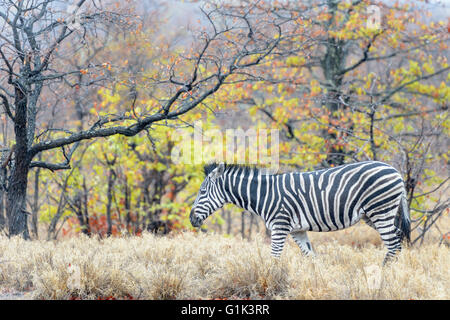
[0,0,448,247]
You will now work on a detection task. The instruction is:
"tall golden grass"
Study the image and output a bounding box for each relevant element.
[0,223,448,300]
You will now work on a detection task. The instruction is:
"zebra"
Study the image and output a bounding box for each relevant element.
[189,161,411,264]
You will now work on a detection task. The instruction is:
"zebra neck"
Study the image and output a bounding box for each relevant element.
[222,168,268,215]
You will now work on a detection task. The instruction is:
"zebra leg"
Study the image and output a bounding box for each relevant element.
[367,209,403,265]
[270,228,291,258]
[290,230,315,257]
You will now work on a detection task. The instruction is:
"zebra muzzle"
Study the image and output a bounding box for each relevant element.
[189,209,203,228]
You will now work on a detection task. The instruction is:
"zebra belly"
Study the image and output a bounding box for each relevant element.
[290,162,401,232]
[294,205,365,232]
[260,161,404,233]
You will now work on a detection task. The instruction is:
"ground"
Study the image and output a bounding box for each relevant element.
[0,223,448,300]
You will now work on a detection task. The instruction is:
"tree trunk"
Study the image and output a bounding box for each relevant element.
[7,149,30,238]
[0,166,6,231]
[321,37,346,166]
[106,169,116,237]
[226,210,231,235]
[7,86,30,239]
[74,180,91,236]
[7,175,29,239]
[248,213,255,240]
[0,113,8,231]
[30,161,41,238]
[124,180,131,233]
[320,0,348,166]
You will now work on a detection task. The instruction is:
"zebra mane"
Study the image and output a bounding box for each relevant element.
[203,163,260,177]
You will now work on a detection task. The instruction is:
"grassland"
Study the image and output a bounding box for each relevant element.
[0,222,448,300]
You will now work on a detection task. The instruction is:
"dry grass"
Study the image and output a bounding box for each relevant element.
[0,222,448,300]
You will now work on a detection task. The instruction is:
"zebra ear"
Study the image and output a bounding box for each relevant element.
[211,163,225,180]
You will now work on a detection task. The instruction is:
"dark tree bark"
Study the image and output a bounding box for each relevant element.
[241,211,245,239]
[104,154,117,237]
[31,162,41,238]
[320,1,349,166]
[106,169,115,237]
[7,85,31,238]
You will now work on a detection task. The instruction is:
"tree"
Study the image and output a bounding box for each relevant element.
[216,0,449,242]
[0,0,298,237]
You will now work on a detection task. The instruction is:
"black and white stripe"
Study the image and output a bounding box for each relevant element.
[190,161,411,264]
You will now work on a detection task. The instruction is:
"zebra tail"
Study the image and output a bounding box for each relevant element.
[396,193,411,245]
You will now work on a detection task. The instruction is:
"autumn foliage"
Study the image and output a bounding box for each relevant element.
[0,0,446,245]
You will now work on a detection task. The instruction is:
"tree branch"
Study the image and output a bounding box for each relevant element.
[0,93,15,121]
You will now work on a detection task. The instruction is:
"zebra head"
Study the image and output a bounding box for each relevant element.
[190,163,226,228]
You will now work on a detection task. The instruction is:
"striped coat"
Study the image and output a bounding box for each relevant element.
[190,161,410,264]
